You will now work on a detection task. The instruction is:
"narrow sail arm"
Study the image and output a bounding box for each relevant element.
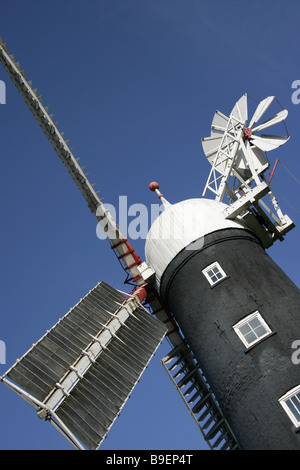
[0,38,143,285]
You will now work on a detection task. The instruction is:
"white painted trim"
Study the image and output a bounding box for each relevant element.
[202,261,227,286]
[279,384,300,428]
[233,311,272,348]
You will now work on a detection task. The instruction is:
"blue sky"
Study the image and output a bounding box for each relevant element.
[0,0,299,450]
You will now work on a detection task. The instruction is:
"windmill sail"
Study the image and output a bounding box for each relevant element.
[2,281,167,449]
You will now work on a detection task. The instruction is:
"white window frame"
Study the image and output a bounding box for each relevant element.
[233,311,272,348]
[202,262,227,286]
[279,385,300,428]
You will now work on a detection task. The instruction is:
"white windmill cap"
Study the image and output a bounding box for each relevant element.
[145,184,246,288]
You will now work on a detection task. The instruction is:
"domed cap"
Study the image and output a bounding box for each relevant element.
[145,196,246,287]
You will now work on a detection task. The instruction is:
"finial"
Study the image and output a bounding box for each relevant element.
[149,181,163,198]
[149,181,170,206]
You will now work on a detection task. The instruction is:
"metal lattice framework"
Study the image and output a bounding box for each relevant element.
[202,94,294,248]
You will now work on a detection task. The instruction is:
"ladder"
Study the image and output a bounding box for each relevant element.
[161,343,239,450]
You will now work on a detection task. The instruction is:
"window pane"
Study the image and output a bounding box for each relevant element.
[291,394,300,411]
[286,398,300,423]
[253,324,267,338]
[244,331,257,345]
[239,324,251,335]
[211,267,222,280]
[249,317,261,329]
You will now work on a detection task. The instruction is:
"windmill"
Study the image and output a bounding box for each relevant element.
[1,37,299,450]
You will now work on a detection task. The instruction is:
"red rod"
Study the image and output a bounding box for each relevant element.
[268,158,279,184]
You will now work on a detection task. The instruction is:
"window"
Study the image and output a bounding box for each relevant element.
[279,385,300,428]
[233,311,272,348]
[202,262,227,286]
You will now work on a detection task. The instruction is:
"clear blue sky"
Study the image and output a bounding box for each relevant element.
[0,0,299,450]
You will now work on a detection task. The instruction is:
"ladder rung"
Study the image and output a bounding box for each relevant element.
[202,413,216,430]
[124,260,141,270]
[205,418,225,441]
[192,392,211,413]
[173,364,187,379]
[111,238,127,249]
[183,383,197,397]
[220,439,234,450]
[198,403,214,422]
[212,431,228,449]
[118,249,134,260]
[187,388,202,404]
[169,356,183,372]
[162,344,186,364]
[177,367,198,388]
